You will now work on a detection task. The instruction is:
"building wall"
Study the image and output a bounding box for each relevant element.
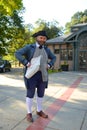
[47,44,60,69]
[47,44,73,71]
[47,26,87,72]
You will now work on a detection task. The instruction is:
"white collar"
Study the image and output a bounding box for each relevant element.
[36,42,40,47]
[36,42,44,48]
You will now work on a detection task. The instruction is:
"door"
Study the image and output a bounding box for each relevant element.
[79,51,87,71]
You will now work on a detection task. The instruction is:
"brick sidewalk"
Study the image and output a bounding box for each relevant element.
[0,71,87,130]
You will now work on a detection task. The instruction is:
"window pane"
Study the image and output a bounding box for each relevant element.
[54,49,59,54]
[60,49,73,60]
[60,49,67,60]
[68,49,73,60]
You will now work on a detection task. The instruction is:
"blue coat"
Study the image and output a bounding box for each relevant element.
[15,43,56,88]
[15,43,56,68]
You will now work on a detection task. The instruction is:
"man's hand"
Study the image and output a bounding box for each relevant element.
[26,62,31,67]
[46,64,50,69]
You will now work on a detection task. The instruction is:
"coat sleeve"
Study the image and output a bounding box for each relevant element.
[46,48,56,68]
[15,45,30,66]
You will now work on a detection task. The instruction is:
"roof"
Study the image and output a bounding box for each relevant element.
[46,33,74,44]
[46,23,87,44]
[72,23,87,27]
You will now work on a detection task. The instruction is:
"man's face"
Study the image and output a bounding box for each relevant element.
[36,35,47,45]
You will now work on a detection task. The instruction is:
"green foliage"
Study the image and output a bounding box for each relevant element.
[33,19,63,39]
[0,0,23,15]
[48,69,58,74]
[0,10,24,56]
[0,0,24,56]
[65,9,87,34]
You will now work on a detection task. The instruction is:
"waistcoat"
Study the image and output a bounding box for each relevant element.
[33,47,48,81]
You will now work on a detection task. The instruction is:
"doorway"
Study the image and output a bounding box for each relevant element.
[79,51,87,71]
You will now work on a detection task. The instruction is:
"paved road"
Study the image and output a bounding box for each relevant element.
[0,68,87,130]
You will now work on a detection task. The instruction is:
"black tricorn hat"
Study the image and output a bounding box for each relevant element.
[32,30,49,39]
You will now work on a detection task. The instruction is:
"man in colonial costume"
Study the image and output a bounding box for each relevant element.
[15,30,56,122]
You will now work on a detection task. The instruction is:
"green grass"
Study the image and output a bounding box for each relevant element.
[48,69,57,74]
[48,68,62,74]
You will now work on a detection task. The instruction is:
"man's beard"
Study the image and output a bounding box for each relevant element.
[37,41,46,45]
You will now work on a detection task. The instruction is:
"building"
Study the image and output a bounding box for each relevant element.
[46,23,87,71]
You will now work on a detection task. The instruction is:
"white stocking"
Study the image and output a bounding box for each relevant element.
[26,97,33,114]
[36,96,43,112]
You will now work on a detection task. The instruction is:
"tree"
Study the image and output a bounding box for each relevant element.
[0,0,23,15]
[65,9,87,34]
[0,0,24,57]
[33,19,63,39]
[0,10,24,56]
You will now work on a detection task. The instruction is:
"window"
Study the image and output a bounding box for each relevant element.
[54,49,59,54]
[78,32,87,50]
[68,49,73,60]
[60,49,67,60]
[60,49,73,60]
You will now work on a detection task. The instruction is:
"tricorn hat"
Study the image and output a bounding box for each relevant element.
[32,30,49,39]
